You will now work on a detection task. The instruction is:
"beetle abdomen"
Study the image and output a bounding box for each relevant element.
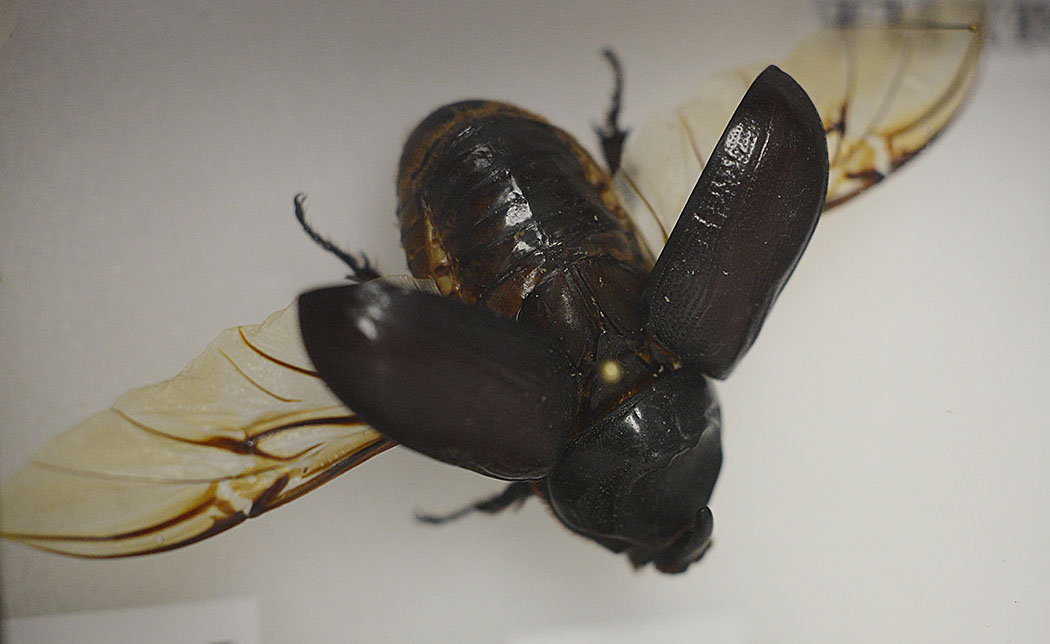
[397,101,651,324]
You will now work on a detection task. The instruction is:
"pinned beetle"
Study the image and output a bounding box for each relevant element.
[0,10,983,571]
[295,67,826,572]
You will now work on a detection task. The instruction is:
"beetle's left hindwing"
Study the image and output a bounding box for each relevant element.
[0,277,438,557]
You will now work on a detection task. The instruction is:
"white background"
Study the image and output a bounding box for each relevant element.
[2,2,1048,643]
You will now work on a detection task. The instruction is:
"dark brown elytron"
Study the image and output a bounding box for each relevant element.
[298,66,829,573]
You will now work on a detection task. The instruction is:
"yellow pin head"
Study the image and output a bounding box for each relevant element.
[598,359,623,384]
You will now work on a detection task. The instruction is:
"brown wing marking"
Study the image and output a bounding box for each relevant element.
[3,435,394,558]
[819,8,985,208]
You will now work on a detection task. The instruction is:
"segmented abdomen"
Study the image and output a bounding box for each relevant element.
[397,101,650,322]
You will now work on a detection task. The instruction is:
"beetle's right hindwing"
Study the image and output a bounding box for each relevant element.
[614,3,984,256]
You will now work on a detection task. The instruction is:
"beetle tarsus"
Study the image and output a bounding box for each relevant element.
[415,482,533,525]
[594,47,628,174]
[293,193,382,282]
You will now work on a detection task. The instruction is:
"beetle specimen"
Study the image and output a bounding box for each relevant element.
[0,7,982,573]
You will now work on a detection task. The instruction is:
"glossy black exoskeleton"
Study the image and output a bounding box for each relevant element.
[297,65,828,573]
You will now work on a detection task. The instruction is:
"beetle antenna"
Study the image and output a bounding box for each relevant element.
[415,482,533,525]
[594,47,629,174]
[293,193,381,282]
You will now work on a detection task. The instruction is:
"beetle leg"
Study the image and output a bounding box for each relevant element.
[415,482,533,524]
[594,48,628,174]
[293,193,382,282]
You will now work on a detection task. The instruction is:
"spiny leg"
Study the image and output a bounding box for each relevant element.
[293,193,381,282]
[415,482,534,525]
[594,47,628,175]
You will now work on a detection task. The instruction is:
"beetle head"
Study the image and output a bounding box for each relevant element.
[544,366,721,573]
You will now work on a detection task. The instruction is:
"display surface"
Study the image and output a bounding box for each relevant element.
[1,2,1046,643]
